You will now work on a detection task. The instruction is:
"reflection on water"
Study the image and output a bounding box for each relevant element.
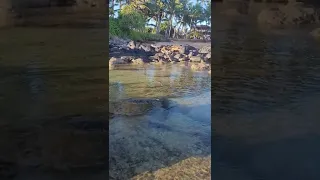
[212,17,320,179]
[109,64,211,179]
[0,28,107,179]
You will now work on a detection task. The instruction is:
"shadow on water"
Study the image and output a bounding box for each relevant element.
[212,15,320,179]
[109,64,211,179]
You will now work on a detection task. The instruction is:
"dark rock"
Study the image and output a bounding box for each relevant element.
[109,98,166,116]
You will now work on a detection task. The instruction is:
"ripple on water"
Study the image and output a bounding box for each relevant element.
[109,64,211,179]
[212,25,320,115]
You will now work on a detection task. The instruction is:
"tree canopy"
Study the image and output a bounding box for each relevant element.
[109,0,211,39]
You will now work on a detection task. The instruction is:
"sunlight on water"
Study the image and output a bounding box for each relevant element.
[109,64,211,179]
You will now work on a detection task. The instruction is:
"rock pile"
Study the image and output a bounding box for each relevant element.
[109,39,212,72]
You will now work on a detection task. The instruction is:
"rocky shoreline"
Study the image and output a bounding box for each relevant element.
[109,37,212,74]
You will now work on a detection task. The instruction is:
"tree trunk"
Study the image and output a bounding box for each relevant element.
[168,13,174,38]
[156,11,163,34]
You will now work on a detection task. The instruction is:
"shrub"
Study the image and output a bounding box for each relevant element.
[118,5,146,32]
[109,18,122,37]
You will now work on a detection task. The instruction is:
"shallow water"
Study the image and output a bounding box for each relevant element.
[109,64,211,179]
[212,16,320,180]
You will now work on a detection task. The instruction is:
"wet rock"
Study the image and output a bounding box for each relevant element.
[184,45,198,54]
[121,56,135,63]
[190,62,211,71]
[258,3,320,27]
[109,98,165,116]
[190,56,202,63]
[132,58,144,65]
[109,57,126,65]
[204,53,211,62]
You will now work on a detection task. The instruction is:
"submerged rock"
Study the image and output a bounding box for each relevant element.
[190,62,211,71]
[109,98,171,116]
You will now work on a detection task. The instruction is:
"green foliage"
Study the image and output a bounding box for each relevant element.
[160,21,170,32]
[130,31,164,41]
[188,30,203,39]
[118,5,146,32]
[109,0,211,39]
[109,15,163,41]
[109,18,122,37]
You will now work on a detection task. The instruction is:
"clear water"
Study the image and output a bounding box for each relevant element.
[109,64,211,179]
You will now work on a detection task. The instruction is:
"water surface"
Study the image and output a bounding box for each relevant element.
[212,15,320,180]
[109,64,211,179]
[0,27,107,179]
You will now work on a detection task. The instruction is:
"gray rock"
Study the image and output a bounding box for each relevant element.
[109,57,126,65]
[190,62,211,71]
[199,45,212,54]
[190,56,202,62]
[127,41,136,49]
[132,58,144,65]
[120,56,135,63]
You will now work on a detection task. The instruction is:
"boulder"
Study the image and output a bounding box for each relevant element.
[131,58,144,65]
[190,56,202,63]
[199,45,212,54]
[190,62,211,71]
[127,41,136,49]
[109,57,126,65]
